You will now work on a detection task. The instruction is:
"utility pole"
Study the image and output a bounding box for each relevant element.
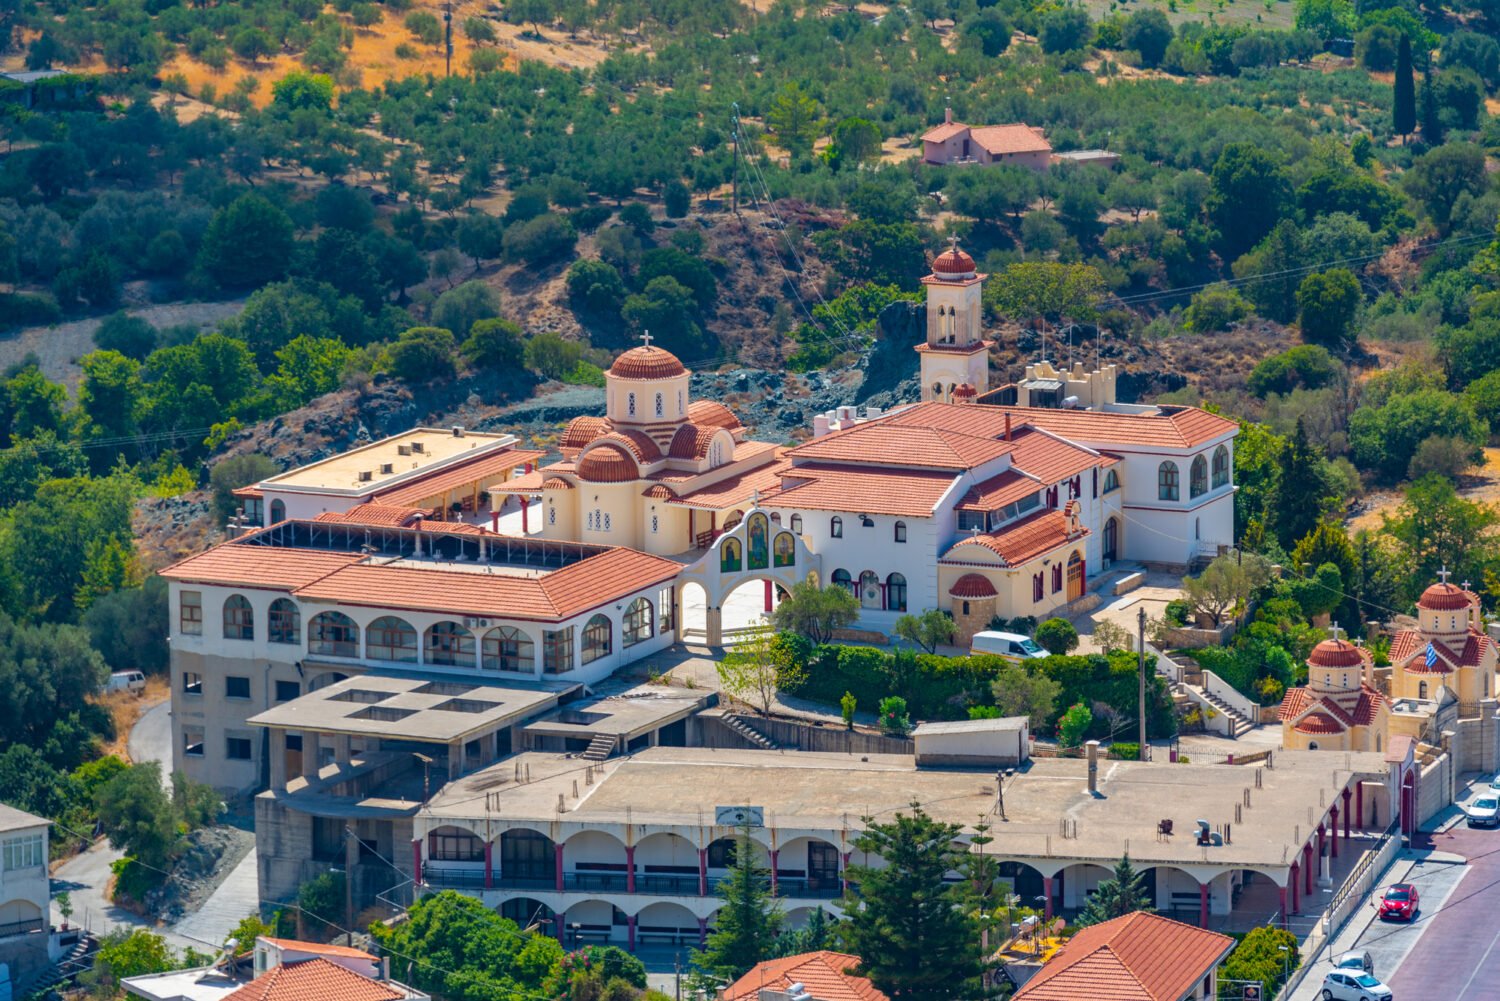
[730,102,740,216]
[444,1,453,77]
[1137,607,1148,761]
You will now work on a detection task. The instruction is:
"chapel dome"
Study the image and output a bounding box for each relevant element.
[608,345,688,381]
[1307,638,1364,669]
[950,573,998,598]
[1418,582,1472,612]
[577,443,639,483]
[932,245,977,278]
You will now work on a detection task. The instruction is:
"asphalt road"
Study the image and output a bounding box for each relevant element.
[1386,823,1500,1000]
[128,701,172,788]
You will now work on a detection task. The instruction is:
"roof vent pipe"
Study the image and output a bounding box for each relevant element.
[1004,413,1012,442]
[1086,739,1100,795]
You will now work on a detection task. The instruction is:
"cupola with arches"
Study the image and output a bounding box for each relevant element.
[605,334,692,429]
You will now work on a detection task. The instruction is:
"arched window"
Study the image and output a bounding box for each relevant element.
[623,597,653,647]
[482,626,534,672]
[790,514,803,534]
[270,499,286,523]
[269,598,300,645]
[747,513,769,570]
[932,382,943,400]
[1419,681,1428,700]
[1190,455,1208,498]
[831,516,843,539]
[774,533,795,568]
[1032,573,1043,603]
[426,622,476,667]
[894,521,907,543]
[651,514,659,534]
[223,595,254,641]
[428,826,484,862]
[1212,444,1230,488]
[1103,469,1120,493]
[678,391,684,415]
[309,611,358,657]
[720,537,743,573]
[710,441,724,465]
[628,392,637,416]
[582,614,612,664]
[832,569,852,591]
[655,393,664,417]
[886,573,907,612]
[1158,462,1180,501]
[859,571,880,608]
[366,616,418,662]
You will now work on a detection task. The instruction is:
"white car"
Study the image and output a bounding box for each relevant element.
[1468,794,1500,827]
[1321,970,1392,1001]
[1489,772,1500,793]
[970,631,1048,661]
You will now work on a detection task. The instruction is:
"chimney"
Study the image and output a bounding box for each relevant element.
[382,956,390,981]
[1086,740,1100,795]
[1004,413,1012,442]
[944,105,952,125]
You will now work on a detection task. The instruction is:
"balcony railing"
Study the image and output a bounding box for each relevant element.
[423,867,844,899]
[0,917,43,938]
[636,873,702,896]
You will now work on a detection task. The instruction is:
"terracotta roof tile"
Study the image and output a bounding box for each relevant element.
[608,345,688,380]
[1006,427,1102,483]
[1390,629,1492,672]
[1418,582,1473,611]
[260,938,375,960]
[764,464,958,518]
[787,423,1013,469]
[969,124,1051,155]
[578,443,640,483]
[160,546,363,592]
[959,469,1040,511]
[686,400,743,431]
[950,573,998,598]
[1294,711,1345,735]
[667,458,791,511]
[223,958,405,1001]
[313,504,426,527]
[724,952,887,1001]
[373,447,544,508]
[945,509,1086,567]
[886,401,1237,450]
[598,430,663,463]
[561,416,613,456]
[669,423,718,460]
[921,121,968,143]
[1014,912,1232,1001]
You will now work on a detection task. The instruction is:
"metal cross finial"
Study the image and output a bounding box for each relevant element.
[1328,622,1342,643]
[751,488,760,507]
[640,330,653,348]
[1462,580,1473,592]
[1438,564,1451,585]
[948,234,959,254]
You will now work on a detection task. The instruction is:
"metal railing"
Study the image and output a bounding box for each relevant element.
[421,868,843,899]
[0,917,43,938]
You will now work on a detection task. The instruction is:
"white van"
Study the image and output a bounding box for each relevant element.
[106,671,146,695]
[970,631,1048,661]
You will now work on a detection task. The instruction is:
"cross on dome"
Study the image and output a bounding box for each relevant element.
[639,330,653,348]
[1438,564,1451,585]
[1462,580,1473,592]
[751,488,760,507]
[948,235,960,254]
[1328,622,1342,643]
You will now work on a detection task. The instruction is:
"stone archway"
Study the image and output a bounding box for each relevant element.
[673,507,820,646]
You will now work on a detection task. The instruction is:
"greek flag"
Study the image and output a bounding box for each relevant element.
[1426,642,1438,669]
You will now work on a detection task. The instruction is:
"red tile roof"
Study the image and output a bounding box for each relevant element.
[687,400,743,431]
[1014,912,1232,1001]
[950,573,998,598]
[958,469,1039,512]
[1418,582,1473,611]
[313,504,426,527]
[969,124,1051,155]
[160,547,363,592]
[1307,638,1367,669]
[765,464,958,518]
[669,423,718,460]
[723,952,886,1001]
[223,958,404,1001]
[260,938,376,960]
[1294,711,1345,735]
[945,509,1086,567]
[373,447,544,507]
[787,423,1013,470]
[599,430,663,463]
[1278,684,1387,732]
[921,121,968,143]
[666,458,791,511]
[291,547,681,621]
[608,344,688,380]
[885,401,1236,450]
[1389,629,1493,672]
[561,416,612,456]
[578,443,640,483]
[1006,427,1103,484]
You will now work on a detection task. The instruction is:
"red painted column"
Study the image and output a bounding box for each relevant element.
[769,850,779,896]
[555,843,565,892]
[627,915,637,952]
[1199,880,1209,929]
[1330,808,1340,859]
[1042,876,1054,920]
[520,496,529,534]
[1279,885,1289,928]
[1289,863,1299,914]
[413,839,423,885]
[698,848,708,896]
[492,510,500,532]
[1303,844,1313,895]
[764,579,773,613]
[1343,788,1353,842]
[626,846,636,893]
[484,840,494,889]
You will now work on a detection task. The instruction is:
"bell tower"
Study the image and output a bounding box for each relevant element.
[918,239,992,403]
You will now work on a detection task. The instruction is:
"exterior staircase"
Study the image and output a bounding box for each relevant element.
[582,734,617,761]
[1196,687,1255,738]
[723,715,779,750]
[18,929,97,998]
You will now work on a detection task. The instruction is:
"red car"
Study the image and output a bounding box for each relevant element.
[1378,883,1418,921]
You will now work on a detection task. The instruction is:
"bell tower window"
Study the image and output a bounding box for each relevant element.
[628,393,636,417]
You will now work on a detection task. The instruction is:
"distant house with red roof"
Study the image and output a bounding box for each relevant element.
[921,109,1052,170]
[1013,911,1233,1001]
[723,951,886,1001]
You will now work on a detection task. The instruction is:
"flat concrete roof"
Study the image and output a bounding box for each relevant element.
[425,746,1388,869]
[263,428,516,493]
[0,802,49,834]
[913,717,1027,736]
[522,686,711,742]
[122,967,243,1001]
[248,673,566,744]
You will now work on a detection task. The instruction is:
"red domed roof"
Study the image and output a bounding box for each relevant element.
[1308,638,1365,669]
[608,345,688,380]
[950,573,998,598]
[577,443,639,483]
[1294,711,1345,736]
[932,245,976,277]
[952,383,978,400]
[1418,582,1472,612]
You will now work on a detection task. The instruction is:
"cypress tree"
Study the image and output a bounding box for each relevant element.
[691,821,782,984]
[1419,71,1444,145]
[1393,35,1415,141]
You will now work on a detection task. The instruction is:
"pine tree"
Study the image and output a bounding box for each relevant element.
[1077,854,1153,927]
[691,821,782,984]
[1393,35,1415,141]
[840,803,983,1001]
[1419,71,1444,146]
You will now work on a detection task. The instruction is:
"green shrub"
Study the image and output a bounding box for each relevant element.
[1110,742,1140,760]
[878,696,910,735]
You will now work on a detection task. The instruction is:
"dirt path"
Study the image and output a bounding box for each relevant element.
[0,299,244,391]
[1346,447,1500,534]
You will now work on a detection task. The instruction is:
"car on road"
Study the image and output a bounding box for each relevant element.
[106,670,145,695]
[1320,970,1393,1001]
[1377,882,1418,921]
[1468,794,1500,827]
[969,631,1048,661]
[1334,950,1374,975]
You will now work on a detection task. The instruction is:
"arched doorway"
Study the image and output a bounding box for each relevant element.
[721,578,789,645]
[499,829,555,889]
[1066,551,1085,601]
[858,571,882,610]
[1103,517,1119,563]
[679,581,710,642]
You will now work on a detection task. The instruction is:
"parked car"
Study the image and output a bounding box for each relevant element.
[1469,795,1500,827]
[1488,772,1500,793]
[105,670,145,695]
[1320,970,1392,1001]
[1334,950,1373,975]
[970,631,1048,661]
[1377,882,1418,921]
